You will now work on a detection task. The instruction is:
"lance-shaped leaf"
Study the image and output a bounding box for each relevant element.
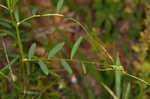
[14,6,19,22]
[48,42,64,58]
[71,36,83,60]
[81,62,87,74]
[56,0,64,13]
[0,29,15,38]
[28,43,36,59]
[0,33,7,37]
[123,83,130,99]
[115,53,121,99]
[0,21,12,29]
[61,59,72,75]
[38,60,49,75]
[31,6,38,15]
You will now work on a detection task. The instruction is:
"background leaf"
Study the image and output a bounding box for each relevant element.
[81,62,87,74]
[61,59,72,75]
[48,42,64,58]
[38,60,49,75]
[14,6,19,22]
[0,21,12,29]
[28,43,36,59]
[71,36,83,60]
[31,6,38,15]
[123,82,130,99]
[56,0,64,13]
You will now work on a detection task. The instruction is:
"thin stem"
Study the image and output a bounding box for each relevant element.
[101,82,118,99]
[69,18,114,62]
[18,14,64,25]
[2,39,14,81]
[96,68,113,71]
[0,4,8,10]
[123,72,150,86]
[15,24,26,91]
[8,9,24,60]
[23,57,109,66]
[15,25,24,60]
[23,57,150,86]
[10,11,16,26]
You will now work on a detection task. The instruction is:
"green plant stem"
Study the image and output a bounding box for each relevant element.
[24,57,150,86]
[23,57,120,70]
[18,14,64,25]
[101,82,118,99]
[18,14,113,63]
[23,57,108,66]
[123,72,150,86]
[24,56,150,86]
[15,25,24,60]
[15,24,25,87]
[25,57,150,85]
[8,8,24,60]
[8,7,26,91]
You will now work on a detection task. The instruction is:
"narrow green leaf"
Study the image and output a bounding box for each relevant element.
[123,83,130,99]
[48,42,64,58]
[31,6,38,15]
[28,43,36,59]
[25,62,30,75]
[115,53,121,99]
[83,78,95,99]
[64,16,72,19]
[0,29,16,38]
[56,0,64,13]
[0,33,7,37]
[102,83,118,99]
[0,17,11,23]
[81,62,87,74]
[0,21,12,29]
[58,30,118,98]
[22,21,31,27]
[14,6,19,22]
[61,59,72,75]
[38,60,49,75]
[71,36,83,60]
[1,55,19,72]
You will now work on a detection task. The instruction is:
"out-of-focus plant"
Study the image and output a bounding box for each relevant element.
[132,4,150,98]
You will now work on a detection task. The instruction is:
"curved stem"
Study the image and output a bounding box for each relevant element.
[123,72,150,86]
[101,82,118,99]
[69,18,114,62]
[18,14,64,26]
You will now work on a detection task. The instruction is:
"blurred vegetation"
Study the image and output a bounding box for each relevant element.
[0,0,150,99]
